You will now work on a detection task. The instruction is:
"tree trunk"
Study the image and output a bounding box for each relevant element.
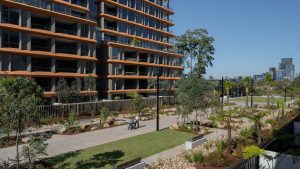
[227,121,232,155]
[246,88,249,108]
[267,86,270,108]
[16,119,21,169]
[227,90,229,104]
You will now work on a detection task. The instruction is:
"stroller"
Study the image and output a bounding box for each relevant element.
[128,119,139,130]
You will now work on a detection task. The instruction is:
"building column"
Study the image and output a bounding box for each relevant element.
[77,42,81,55]
[26,33,31,50]
[92,62,96,74]
[83,61,86,74]
[51,58,56,72]
[77,23,81,37]
[50,38,55,52]
[77,61,82,74]
[50,17,55,32]
[26,56,31,71]
[19,32,22,49]
[8,54,11,71]
[51,78,56,91]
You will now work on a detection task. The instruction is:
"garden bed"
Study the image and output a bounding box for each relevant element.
[0,136,25,148]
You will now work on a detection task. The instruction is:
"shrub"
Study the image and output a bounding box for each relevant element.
[240,128,254,139]
[99,107,110,124]
[192,151,204,164]
[184,153,193,163]
[61,112,79,130]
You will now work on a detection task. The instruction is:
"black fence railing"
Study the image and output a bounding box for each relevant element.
[115,157,141,169]
[230,156,259,169]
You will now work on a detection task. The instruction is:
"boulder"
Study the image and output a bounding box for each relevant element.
[80,124,89,130]
[113,121,126,126]
[141,117,148,121]
[90,127,97,131]
[105,118,115,125]
[103,123,110,128]
[172,124,180,130]
[22,137,31,143]
[57,127,66,134]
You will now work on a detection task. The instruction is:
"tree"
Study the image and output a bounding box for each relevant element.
[215,107,241,154]
[56,78,80,103]
[243,76,252,108]
[265,73,273,108]
[175,29,215,77]
[224,81,232,103]
[176,75,214,126]
[126,92,144,115]
[0,77,43,169]
[84,75,96,102]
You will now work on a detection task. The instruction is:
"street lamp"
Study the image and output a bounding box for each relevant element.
[156,71,161,131]
[220,77,224,112]
[251,79,254,108]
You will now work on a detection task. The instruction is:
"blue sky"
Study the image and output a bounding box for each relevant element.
[171,0,300,78]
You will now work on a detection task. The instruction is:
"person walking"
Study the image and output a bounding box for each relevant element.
[135,115,140,128]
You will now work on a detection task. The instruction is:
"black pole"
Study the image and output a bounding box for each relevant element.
[251,79,254,108]
[284,87,287,103]
[221,77,224,112]
[156,75,160,131]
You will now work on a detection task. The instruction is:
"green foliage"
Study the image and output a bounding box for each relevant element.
[99,107,110,124]
[21,135,48,169]
[242,145,268,159]
[61,112,79,129]
[84,75,96,102]
[175,28,215,76]
[113,96,121,100]
[192,151,204,164]
[184,153,193,163]
[240,128,254,138]
[56,78,80,103]
[127,92,145,115]
[0,76,43,167]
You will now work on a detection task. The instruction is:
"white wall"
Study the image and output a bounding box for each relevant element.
[259,150,300,169]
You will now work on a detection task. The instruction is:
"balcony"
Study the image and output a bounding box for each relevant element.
[31,15,50,30]
[139,53,148,62]
[139,67,148,76]
[71,0,87,7]
[56,60,77,73]
[55,42,77,54]
[124,51,137,61]
[55,22,77,35]
[2,42,19,48]
[31,38,51,52]
[2,6,19,25]
[35,77,52,91]
[32,58,51,72]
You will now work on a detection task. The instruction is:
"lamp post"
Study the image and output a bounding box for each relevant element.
[221,77,224,112]
[251,79,254,108]
[156,72,161,131]
[284,86,287,103]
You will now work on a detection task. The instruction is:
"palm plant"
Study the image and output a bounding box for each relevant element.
[265,73,273,108]
[224,81,231,103]
[243,76,252,108]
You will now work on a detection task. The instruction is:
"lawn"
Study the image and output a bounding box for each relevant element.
[230,96,291,103]
[47,129,194,169]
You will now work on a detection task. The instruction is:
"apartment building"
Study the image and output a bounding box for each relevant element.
[97,0,183,99]
[0,0,183,101]
[0,0,98,102]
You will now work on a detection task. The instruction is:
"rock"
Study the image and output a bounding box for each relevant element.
[141,117,148,121]
[113,121,126,126]
[172,124,180,130]
[57,127,66,134]
[105,118,115,125]
[188,167,196,169]
[103,123,110,128]
[80,124,89,130]
[90,127,97,131]
[22,137,31,143]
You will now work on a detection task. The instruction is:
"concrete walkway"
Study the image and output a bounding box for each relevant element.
[143,128,227,165]
[0,115,180,161]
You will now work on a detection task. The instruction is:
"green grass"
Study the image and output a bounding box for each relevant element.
[47,129,194,169]
[230,96,291,103]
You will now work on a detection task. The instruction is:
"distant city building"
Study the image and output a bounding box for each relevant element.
[253,74,264,81]
[296,73,300,78]
[277,58,295,80]
[269,67,277,80]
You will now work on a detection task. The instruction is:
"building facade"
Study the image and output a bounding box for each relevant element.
[269,67,277,81]
[277,58,295,80]
[97,0,183,99]
[0,0,183,101]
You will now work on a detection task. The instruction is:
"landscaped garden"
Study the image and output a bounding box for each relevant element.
[231,96,292,103]
[45,129,194,169]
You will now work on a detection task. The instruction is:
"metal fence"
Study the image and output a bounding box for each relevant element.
[37,96,176,119]
[230,156,259,169]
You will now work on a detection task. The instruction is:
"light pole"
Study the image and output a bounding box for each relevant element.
[221,77,224,112]
[251,79,254,108]
[156,72,161,131]
[284,86,287,103]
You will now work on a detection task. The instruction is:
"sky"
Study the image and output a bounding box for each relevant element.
[171,0,300,79]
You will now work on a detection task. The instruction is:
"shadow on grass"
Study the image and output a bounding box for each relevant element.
[75,150,125,169]
[46,150,82,169]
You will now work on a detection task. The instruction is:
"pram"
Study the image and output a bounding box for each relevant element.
[128,120,139,130]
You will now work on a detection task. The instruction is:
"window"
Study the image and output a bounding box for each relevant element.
[112,47,119,59]
[2,30,19,48]
[2,6,19,25]
[81,24,89,37]
[11,55,27,71]
[81,43,89,56]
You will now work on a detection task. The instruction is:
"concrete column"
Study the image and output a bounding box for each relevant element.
[86,0,89,8]
[77,42,81,55]
[18,9,22,26]
[51,58,56,72]
[50,17,55,32]
[92,62,96,74]
[26,33,31,50]
[50,38,55,52]
[26,11,31,28]
[0,54,2,71]
[77,61,82,73]
[77,23,81,37]
[26,56,31,71]
[51,78,55,91]
[8,54,11,71]
[83,61,86,74]
[19,32,22,49]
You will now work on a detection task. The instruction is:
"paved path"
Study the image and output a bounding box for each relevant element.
[144,128,227,165]
[0,115,180,161]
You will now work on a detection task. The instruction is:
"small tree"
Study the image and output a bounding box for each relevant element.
[215,107,241,154]
[0,77,43,169]
[21,135,48,169]
[243,77,252,108]
[265,73,273,108]
[99,107,110,124]
[126,92,144,115]
[224,81,231,103]
[56,78,80,103]
[84,75,96,102]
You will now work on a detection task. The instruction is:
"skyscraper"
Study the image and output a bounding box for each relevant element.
[277,58,295,80]
[269,67,277,80]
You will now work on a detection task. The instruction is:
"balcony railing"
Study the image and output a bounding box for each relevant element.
[125,71,138,75]
[2,18,19,25]
[31,45,51,52]
[32,66,51,72]
[56,67,77,73]
[124,86,138,90]
[139,58,148,62]
[56,48,77,54]
[104,25,117,31]
[2,42,19,48]
[124,57,137,61]
[31,23,50,30]
[55,27,77,35]
[104,10,117,16]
